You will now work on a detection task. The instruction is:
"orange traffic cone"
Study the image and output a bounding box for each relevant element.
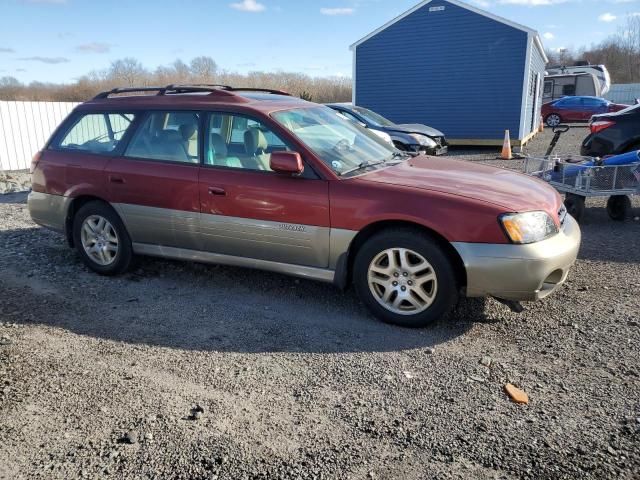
[538,119,544,133]
[500,130,512,160]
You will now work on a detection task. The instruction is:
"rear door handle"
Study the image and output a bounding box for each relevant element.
[109,175,125,184]
[208,186,226,196]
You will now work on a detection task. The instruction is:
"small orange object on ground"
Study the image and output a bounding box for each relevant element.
[500,130,512,160]
[504,383,529,404]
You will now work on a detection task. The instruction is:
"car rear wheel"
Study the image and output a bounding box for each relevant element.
[73,201,133,275]
[545,113,562,127]
[353,229,458,328]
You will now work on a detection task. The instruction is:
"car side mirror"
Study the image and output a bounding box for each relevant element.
[270,151,304,176]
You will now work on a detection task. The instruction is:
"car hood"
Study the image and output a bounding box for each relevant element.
[387,123,445,138]
[358,156,560,213]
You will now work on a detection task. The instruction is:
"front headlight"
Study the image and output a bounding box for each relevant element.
[369,129,394,144]
[499,211,558,244]
[409,133,437,148]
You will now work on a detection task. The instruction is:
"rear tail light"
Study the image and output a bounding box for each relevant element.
[590,120,615,134]
[30,151,42,174]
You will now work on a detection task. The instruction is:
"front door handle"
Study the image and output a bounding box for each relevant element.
[109,175,125,184]
[208,186,226,196]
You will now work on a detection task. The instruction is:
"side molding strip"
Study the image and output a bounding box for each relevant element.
[132,243,336,283]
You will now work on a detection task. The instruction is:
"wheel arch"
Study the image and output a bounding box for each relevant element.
[338,220,467,291]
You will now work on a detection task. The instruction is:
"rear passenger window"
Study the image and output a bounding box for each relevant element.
[124,111,200,164]
[56,113,135,154]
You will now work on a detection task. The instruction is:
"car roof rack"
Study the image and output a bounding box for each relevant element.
[93,84,291,100]
[92,86,168,99]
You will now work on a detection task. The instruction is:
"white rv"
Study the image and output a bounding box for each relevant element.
[546,64,611,95]
[543,72,602,103]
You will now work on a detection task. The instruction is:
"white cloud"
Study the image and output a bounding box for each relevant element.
[17,56,69,64]
[76,42,111,54]
[470,0,491,7]
[598,12,617,22]
[229,0,265,12]
[543,32,555,40]
[320,7,355,15]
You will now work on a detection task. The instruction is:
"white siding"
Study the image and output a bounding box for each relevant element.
[0,100,79,171]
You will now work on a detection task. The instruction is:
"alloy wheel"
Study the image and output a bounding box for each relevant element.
[367,248,438,315]
[547,114,561,127]
[80,215,119,266]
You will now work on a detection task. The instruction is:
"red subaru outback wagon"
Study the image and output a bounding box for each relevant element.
[29,85,581,327]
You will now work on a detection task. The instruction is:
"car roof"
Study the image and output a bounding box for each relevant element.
[78,85,315,115]
[556,96,605,101]
[326,102,353,108]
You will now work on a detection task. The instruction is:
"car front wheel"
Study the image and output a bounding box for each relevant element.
[72,201,133,275]
[353,230,458,327]
[545,113,562,127]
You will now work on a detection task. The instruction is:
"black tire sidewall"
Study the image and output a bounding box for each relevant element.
[72,201,133,275]
[564,194,585,222]
[607,195,631,221]
[353,231,458,328]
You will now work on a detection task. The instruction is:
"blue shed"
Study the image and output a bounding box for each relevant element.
[351,0,548,147]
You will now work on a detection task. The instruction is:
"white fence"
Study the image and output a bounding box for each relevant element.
[605,83,640,105]
[0,100,79,171]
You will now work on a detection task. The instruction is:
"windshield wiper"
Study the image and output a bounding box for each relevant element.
[338,160,386,176]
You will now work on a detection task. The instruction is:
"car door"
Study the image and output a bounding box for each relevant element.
[105,110,201,250]
[560,98,581,122]
[198,111,331,268]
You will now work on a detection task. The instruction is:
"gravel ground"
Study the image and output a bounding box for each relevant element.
[1,128,639,479]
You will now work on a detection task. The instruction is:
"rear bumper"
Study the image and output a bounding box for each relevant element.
[452,214,581,301]
[28,191,69,233]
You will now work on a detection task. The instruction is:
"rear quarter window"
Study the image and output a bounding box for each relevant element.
[53,112,135,154]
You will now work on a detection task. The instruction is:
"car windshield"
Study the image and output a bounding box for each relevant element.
[351,106,396,127]
[272,106,399,176]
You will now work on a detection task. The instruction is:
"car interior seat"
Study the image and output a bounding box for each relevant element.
[244,127,271,170]
[152,130,189,162]
[178,124,199,162]
[208,133,242,168]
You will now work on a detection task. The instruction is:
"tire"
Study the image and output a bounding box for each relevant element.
[545,114,562,127]
[72,200,133,275]
[564,193,586,223]
[353,229,458,328]
[606,195,631,221]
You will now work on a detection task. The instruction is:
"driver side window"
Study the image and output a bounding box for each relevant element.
[205,113,289,171]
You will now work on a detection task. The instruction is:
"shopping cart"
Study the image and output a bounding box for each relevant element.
[523,151,640,222]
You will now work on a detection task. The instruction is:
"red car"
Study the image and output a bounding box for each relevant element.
[29,85,581,327]
[542,96,628,127]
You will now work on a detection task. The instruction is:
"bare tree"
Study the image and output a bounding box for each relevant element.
[190,56,217,83]
[107,58,147,87]
[0,56,352,103]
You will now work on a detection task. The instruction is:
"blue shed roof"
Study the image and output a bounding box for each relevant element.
[351,0,547,63]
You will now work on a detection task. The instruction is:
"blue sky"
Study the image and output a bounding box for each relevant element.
[0,0,638,83]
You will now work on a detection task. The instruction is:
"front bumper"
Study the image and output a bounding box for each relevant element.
[452,214,581,301]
